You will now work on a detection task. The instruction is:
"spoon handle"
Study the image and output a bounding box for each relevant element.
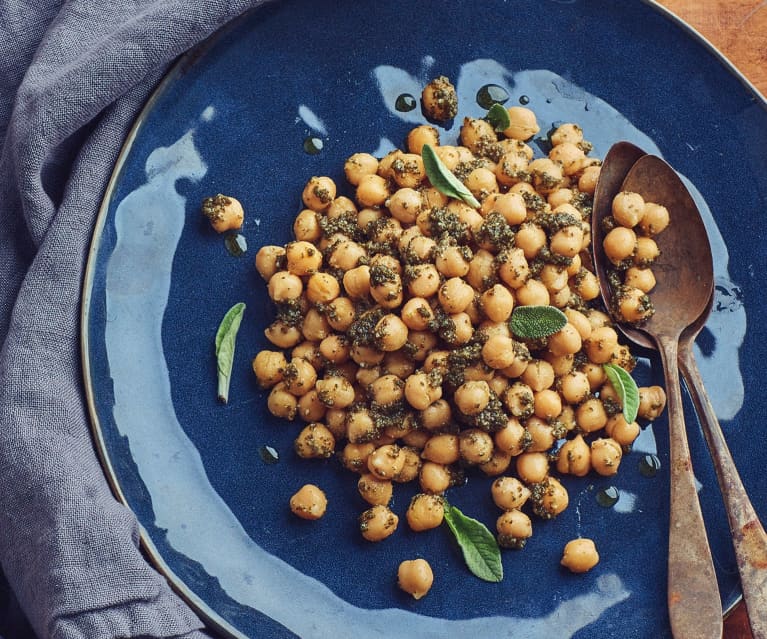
[657,335,723,639]
[679,342,767,639]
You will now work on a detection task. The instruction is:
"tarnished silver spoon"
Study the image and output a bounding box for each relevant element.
[592,151,721,639]
[593,143,767,639]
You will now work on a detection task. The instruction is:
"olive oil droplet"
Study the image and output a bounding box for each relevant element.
[476,84,510,109]
[639,454,661,477]
[395,93,417,112]
[225,233,248,257]
[260,445,279,465]
[596,485,620,508]
[519,95,530,105]
[303,136,324,155]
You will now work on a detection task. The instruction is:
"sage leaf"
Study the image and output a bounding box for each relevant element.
[215,302,246,403]
[509,305,567,339]
[485,103,511,132]
[603,363,640,423]
[443,502,503,582]
[422,143,481,209]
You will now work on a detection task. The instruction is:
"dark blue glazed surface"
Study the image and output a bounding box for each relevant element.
[82,1,767,637]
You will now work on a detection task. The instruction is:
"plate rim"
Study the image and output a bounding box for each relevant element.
[79,2,767,637]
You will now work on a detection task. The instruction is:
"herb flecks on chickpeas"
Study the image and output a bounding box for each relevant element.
[249,86,668,591]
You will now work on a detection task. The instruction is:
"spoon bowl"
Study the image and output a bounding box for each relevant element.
[592,151,720,639]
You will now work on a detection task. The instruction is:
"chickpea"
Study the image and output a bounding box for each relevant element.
[482,334,516,370]
[316,375,355,409]
[618,286,654,323]
[536,476,569,518]
[480,449,513,476]
[543,350,574,376]
[638,385,667,420]
[584,326,619,364]
[267,382,298,420]
[561,538,600,573]
[576,397,608,433]
[328,240,367,271]
[346,408,378,443]
[267,271,302,302]
[294,423,335,459]
[550,225,584,258]
[306,272,340,305]
[421,75,458,122]
[640,202,670,236]
[520,359,555,392]
[372,314,408,352]
[483,191,527,225]
[548,323,583,356]
[503,106,540,140]
[480,284,514,323]
[367,444,407,480]
[612,191,645,228]
[419,461,453,494]
[342,265,371,299]
[492,476,531,510]
[503,382,535,419]
[264,320,301,349]
[564,308,592,340]
[459,428,494,465]
[556,434,591,476]
[282,358,317,397]
[497,248,530,289]
[255,245,286,281]
[435,245,471,278]
[357,472,393,506]
[407,124,439,154]
[285,240,321,276]
[578,165,601,194]
[591,437,623,476]
[496,509,533,549]
[438,277,474,314]
[549,142,586,176]
[494,417,528,456]
[370,271,403,309]
[340,442,376,473]
[359,504,399,542]
[395,445,422,483]
[495,150,529,187]
[344,152,379,186]
[515,222,547,260]
[356,174,391,208]
[603,226,637,266]
[399,297,433,331]
[559,370,591,404]
[389,153,426,189]
[297,390,327,423]
[528,158,564,194]
[406,493,445,532]
[324,297,355,332]
[387,187,422,224]
[327,196,357,220]
[202,194,244,233]
[252,350,287,388]
[434,145,462,171]
[404,372,442,411]
[454,380,491,416]
[516,452,549,484]
[572,267,600,301]
[290,484,327,520]
[533,389,562,421]
[421,433,460,465]
[624,266,656,293]
[302,176,336,212]
[465,249,496,291]
[605,414,641,447]
[397,558,434,600]
[634,236,660,266]
[515,278,550,307]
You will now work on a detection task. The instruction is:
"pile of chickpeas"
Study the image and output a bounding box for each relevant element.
[251,83,667,598]
[602,190,670,323]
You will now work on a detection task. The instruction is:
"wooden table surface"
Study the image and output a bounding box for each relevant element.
[652,2,766,637]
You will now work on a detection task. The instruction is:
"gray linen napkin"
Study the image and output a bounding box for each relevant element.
[0,2,265,637]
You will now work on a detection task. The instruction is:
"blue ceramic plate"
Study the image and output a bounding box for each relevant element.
[82,1,767,637]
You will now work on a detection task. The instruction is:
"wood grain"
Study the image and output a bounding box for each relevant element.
[653,2,766,637]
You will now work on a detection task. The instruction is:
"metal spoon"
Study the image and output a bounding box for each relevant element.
[594,143,767,638]
[592,152,721,639]
[679,296,767,639]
